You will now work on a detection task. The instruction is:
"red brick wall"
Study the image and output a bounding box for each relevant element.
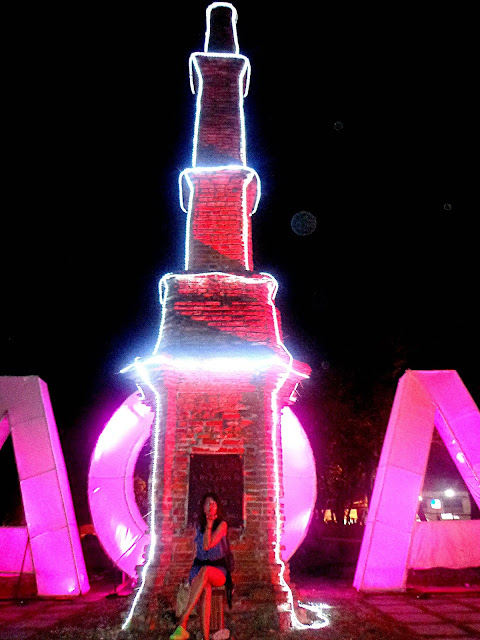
[159,272,284,354]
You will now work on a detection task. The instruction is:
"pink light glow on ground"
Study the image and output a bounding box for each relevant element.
[89,395,317,576]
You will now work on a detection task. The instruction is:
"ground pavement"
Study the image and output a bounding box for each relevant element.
[0,575,479,639]
[362,591,480,638]
[296,576,480,639]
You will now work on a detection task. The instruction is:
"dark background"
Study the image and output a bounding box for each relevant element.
[188,455,244,528]
[2,2,477,525]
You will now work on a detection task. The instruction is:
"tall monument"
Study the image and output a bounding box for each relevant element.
[122,3,310,632]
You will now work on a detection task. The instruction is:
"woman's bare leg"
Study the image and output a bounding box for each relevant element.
[199,590,206,635]
[178,567,225,633]
[200,584,212,640]
[178,569,206,629]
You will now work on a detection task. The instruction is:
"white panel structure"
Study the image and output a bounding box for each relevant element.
[354,370,480,592]
[0,376,89,596]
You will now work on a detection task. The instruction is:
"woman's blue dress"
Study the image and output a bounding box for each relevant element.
[188,526,227,584]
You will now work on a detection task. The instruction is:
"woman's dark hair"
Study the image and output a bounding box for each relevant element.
[198,492,224,533]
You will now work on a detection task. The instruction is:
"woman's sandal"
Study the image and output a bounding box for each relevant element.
[169,625,190,640]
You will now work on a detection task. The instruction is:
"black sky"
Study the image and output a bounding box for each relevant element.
[2,2,477,522]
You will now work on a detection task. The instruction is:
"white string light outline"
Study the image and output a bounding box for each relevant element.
[121,362,161,630]
[205,2,240,55]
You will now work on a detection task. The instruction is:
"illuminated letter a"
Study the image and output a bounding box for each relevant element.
[354,370,480,592]
[0,376,89,596]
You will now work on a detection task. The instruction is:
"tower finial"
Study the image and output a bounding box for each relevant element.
[205,3,239,54]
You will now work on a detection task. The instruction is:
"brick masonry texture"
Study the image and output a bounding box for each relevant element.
[185,169,257,271]
[192,56,247,166]
[158,273,285,356]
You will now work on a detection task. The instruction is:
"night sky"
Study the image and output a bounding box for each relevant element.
[2,2,477,524]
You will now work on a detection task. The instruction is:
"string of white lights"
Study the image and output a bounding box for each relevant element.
[270,363,330,629]
[121,362,161,630]
[204,2,239,55]
[298,601,331,628]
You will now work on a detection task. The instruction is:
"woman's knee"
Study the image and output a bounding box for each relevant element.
[205,566,226,587]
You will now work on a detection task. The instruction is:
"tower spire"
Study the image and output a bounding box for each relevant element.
[204,2,239,54]
[180,2,258,271]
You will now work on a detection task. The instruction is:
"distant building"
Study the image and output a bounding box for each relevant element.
[418,490,471,521]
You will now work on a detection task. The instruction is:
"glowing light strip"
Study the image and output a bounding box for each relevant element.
[260,272,309,381]
[205,2,239,55]
[257,270,320,628]
[181,169,194,270]
[121,362,161,631]
[270,361,327,629]
[179,166,260,271]
[189,53,251,168]
[270,357,298,623]
[242,171,255,269]
[122,354,281,375]
[149,275,172,356]
[165,271,273,286]
[289,381,300,403]
[298,602,331,628]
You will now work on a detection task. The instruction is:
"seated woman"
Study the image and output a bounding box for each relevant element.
[170,492,228,640]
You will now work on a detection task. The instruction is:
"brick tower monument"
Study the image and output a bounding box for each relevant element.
[122,2,310,632]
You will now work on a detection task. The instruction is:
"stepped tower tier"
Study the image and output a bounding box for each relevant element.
[180,166,259,271]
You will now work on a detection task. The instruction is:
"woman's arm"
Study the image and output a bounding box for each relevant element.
[203,520,227,551]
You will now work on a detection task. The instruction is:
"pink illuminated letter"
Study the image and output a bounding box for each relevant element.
[354,370,480,592]
[0,376,89,596]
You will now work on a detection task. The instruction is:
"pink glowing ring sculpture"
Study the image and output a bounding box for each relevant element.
[88,395,316,577]
[88,392,153,577]
[281,407,317,560]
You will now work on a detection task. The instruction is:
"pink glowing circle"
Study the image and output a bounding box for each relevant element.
[88,395,316,576]
[281,407,317,560]
[88,392,153,576]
